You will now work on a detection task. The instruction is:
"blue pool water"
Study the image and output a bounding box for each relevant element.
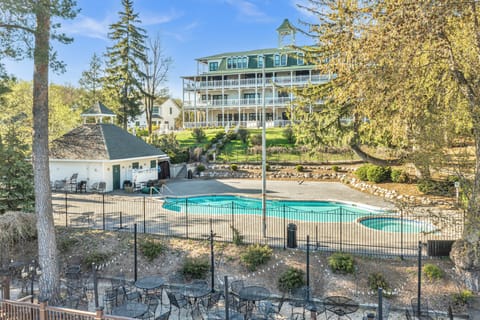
[360,217,436,233]
[162,195,386,223]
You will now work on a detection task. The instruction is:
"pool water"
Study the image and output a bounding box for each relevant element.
[162,195,385,223]
[359,217,436,233]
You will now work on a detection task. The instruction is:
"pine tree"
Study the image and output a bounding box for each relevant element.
[104,0,147,129]
[79,52,104,108]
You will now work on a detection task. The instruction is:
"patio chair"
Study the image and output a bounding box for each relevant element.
[166,290,189,319]
[90,181,106,193]
[139,295,160,320]
[154,310,170,320]
[288,286,310,318]
[66,173,78,191]
[405,309,412,320]
[191,305,204,320]
[257,292,286,319]
[103,288,118,314]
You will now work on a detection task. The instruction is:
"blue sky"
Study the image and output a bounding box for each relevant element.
[4,0,315,98]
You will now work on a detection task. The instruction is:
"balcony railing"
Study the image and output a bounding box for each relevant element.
[184,97,293,108]
[184,74,332,90]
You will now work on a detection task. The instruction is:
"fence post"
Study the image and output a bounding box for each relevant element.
[185,198,189,239]
[134,223,138,282]
[65,192,68,228]
[339,208,343,252]
[102,194,105,231]
[315,225,319,249]
[143,196,146,233]
[283,204,286,250]
[400,210,404,260]
[38,299,47,320]
[231,201,235,242]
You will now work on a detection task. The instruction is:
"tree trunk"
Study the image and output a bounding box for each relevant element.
[33,0,60,302]
[349,143,403,166]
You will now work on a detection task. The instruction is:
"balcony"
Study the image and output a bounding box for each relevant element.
[183,74,332,91]
[183,97,293,108]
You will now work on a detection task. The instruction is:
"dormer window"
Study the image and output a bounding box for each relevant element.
[227,58,232,69]
[297,52,304,65]
[257,55,264,68]
[274,53,280,66]
[209,61,219,71]
[280,53,288,66]
[227,56,248,69]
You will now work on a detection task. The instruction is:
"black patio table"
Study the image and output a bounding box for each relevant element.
[323,296,359,319]
[238,286,271,317]
[111,301,148,318]
[182,284,211,308]
[304,300,326,319]
[134,275,165,302]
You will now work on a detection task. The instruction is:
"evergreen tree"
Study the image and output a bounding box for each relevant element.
[79,52,104,108]
[104,0,147,129]
[0,118,34,213]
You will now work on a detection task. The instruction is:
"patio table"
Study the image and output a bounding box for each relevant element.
[304,300,326,319]
[182,284,211,308]
[323,296,359,319]
[135,275,165,302]
[111,302,148,318]
[239,286,270,317]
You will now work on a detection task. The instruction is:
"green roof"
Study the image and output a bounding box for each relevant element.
[276,19,295,32]
[50,123,166,160]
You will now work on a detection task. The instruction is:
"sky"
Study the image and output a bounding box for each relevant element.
[3,0,316,99]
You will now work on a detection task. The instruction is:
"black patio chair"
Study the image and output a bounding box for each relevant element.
[166,290,189,319]
[139,295,160,320]
[257,292,286,319]
[154,310,170,320]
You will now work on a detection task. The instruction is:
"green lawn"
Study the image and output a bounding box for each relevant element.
[174,128,358,163]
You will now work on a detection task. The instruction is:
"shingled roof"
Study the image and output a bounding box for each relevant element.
[82,101,117,117]
[50,123,166,160]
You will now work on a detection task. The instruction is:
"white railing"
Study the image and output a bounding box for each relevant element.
[183,120,291,129]
[184,74,332,90]
[184,97,293,108]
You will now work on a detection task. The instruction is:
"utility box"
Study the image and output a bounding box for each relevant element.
[287,223,297,248]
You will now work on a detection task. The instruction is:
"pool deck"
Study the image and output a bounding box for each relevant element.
[161,178,396,210]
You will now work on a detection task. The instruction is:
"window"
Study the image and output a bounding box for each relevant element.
[280,54,288,66]
[274,54,280,66]
[209,61,219,71]
[169,107,172,115]
[249,113,256,120]
[152,106,159,114]
[150,160,156,169]
[232,57,237,69]
[132,162,139,169]
[242,56,248,68]
[227,58,232,69]
[257,55,264,68]
[297,52,304,65]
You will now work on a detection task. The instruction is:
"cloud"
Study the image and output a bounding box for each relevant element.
[60,14,111,40]
[225,0,272,22]
[141,9,183,26]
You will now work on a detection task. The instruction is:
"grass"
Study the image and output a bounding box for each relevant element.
[173,128,358,163]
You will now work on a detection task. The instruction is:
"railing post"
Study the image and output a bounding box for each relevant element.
[400,209,404,260]
[39,299,47,320]
[134,223,138,282]
[339,208,343,252]
[95,307,104,320]
[231,201,235,241]
[283,204,286,250]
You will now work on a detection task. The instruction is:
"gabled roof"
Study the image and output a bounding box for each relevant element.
[82,102,116,117]
[50,123,166,160]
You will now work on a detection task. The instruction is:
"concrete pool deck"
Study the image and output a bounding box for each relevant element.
[160,178,396,210]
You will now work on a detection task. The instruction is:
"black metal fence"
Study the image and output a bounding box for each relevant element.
[52,192,463,258]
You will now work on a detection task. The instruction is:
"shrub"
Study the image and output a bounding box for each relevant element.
[266,164,271,171]
[196,164,205,173]
[452,290,474,305]
[423,263,443,281]
[331,165,340,172]
[58,237,79,253]
[231,225,244,246]
[355,164,372,181]
[181,256,209,280]
[231,164,238,171]
[250,133,262,146]
[367,165,392,183]
[282,126,296,144]
[83,251,111,268]
[278,267,305,292]
[192,128,206,142]
[391,169,410,183]
[237,128,250,144]
[417,179,453,195]
[367,272,391,292]
[328,252,355,274]
[296,165,304,172]
[212,132,225,143]
[140,239,166,262]
[241,244,273,271]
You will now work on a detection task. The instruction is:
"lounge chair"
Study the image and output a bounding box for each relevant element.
[90,182,106,193]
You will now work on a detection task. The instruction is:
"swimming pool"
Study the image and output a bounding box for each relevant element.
[162,195,387,223]
[359,217,436,233]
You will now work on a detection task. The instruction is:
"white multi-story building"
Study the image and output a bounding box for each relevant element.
[181,19,331,129]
